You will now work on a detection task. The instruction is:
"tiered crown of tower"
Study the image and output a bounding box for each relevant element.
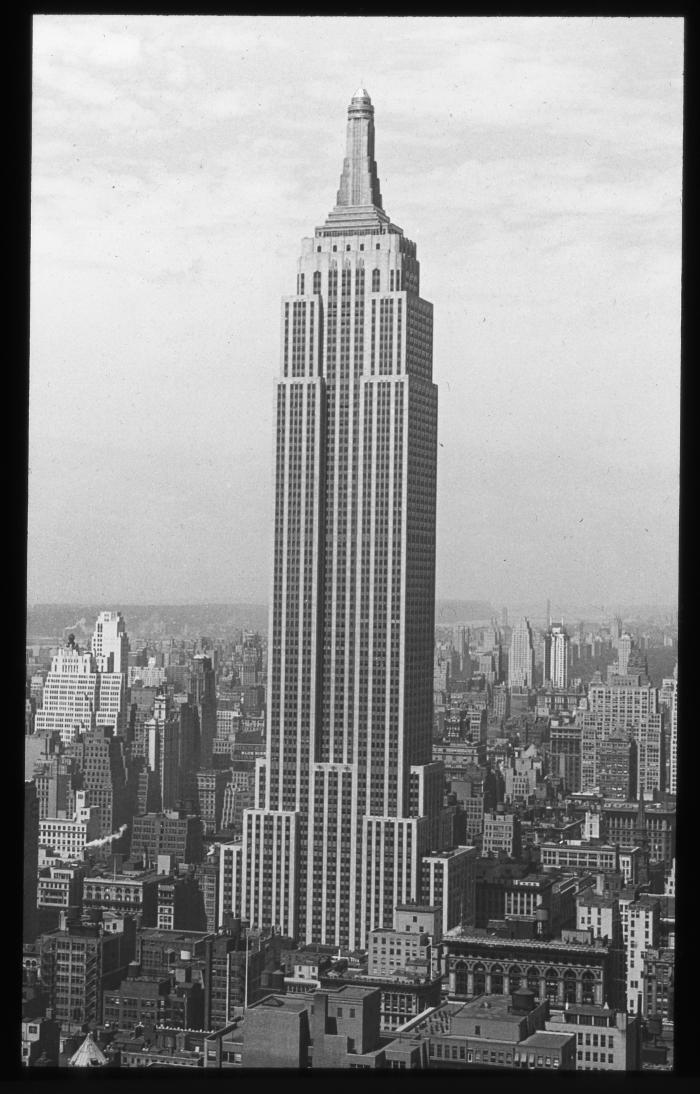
[322,87,396,233]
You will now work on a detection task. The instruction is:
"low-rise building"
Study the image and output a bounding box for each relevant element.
[130,811,204,867]
[83,871,160,923]
[38,791,101,861]
[39,913,137,1034]
[602,802,675,867]
[119,1026,207,1068]
[210,986,387,1068]
[620,895,660,1014]
[546,1003,641,1070]
[539,840,619,874]
[443,925,619,1009]
[482,808,521,858]
[368,905,438,979]
[37,864,86,917]
[642,947,673,1026]
[421,848,477,932]
[319,968,443,1033]
[397,990,575,1069]
[103,967,171,1030]
[21,1017,60,1067]
[135,927,214,977]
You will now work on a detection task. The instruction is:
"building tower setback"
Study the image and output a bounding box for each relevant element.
[544,625,570,690]
[508,617,535,689]
[241,89,446,948]
[91,611,129,674]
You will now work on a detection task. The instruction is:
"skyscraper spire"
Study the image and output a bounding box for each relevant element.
[323,88,395,233]
[240,90,439,949]
[337,87,383,209]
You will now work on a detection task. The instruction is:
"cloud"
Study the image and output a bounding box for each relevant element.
[28,16,683,605]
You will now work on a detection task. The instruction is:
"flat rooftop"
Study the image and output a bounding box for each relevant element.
[521,1031,574,1049]
[138,928,213,941]
[458,995,538,1024]
[442,928,609,954]
[602,802,675,814]
[84,872,161,884]
[549,1003,613,1017]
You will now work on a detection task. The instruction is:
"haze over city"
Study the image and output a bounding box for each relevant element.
[28,16,681,609]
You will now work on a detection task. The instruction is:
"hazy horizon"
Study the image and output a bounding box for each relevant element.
[29,16,682,607]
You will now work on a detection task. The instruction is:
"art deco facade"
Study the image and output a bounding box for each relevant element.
[544,625,570,689]
[241,89,447,948]
[508,618,535,688]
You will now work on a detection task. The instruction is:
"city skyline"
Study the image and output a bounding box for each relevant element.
[239,85,443,948]
[29,16,682,607]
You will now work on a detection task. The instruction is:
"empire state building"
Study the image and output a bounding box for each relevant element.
[239,89,452,948]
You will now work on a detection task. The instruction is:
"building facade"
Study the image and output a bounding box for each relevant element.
[545,1005,641,1071]
[508,618,535,689]
[241,88,447,949]
[443,929,617,1009]
[544,626,570,689]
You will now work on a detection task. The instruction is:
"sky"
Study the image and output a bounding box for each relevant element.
[28,15,683,610]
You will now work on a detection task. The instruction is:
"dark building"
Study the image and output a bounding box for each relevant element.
[193,860,219,933]
[103,966,171,1030]
[24,780,40,943]
[131,810,204,867]
[242,684,265,716]
[549,724,581,794]
[21,1017,60,1067]
[136,927,214,977]
[195,769,229,835]
[173,695,199,802]
[318,969,443,1033]
[118,1025,208,1068]
[190,654,216,769]
[31,752,78,821]
[474,861,530,927]
[134,764,161,816]
[202,926,279,1029]
[601,801,675,867]
[598,733,636,800]
[39,914,137,1032]
[102,961,206,1033]
[241,986,383,1068]
[642,947,673,1025]
[156,872,208,932]
[66,726,129,840]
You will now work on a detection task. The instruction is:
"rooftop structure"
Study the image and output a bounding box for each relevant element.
[67,1031,108,1067]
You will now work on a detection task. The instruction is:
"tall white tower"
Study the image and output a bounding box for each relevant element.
[508,617,535,688]
[242,89,445,948]
[668,663,678,794]
[91,610,129,674]
[545,624,570,689]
